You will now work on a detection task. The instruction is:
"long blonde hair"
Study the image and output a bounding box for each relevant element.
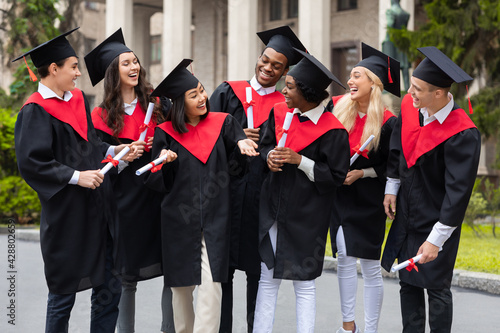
[333,68,389,151]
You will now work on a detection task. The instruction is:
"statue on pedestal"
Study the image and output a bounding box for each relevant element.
[382,0,410,91]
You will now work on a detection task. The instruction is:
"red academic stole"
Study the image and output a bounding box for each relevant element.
[158,112,228,164]
[226,80,284,128]
[274,102,345,153]
[400,93,477,168]
[330,95,395,158]
[23,88,88,141]
[91,103,156,152]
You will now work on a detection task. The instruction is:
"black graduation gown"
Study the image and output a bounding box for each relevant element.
[330,107,397,260]
[15,90,117,294]
[259,106,350,281]
[92,105,164,282]
[210,81,283,274]
[146,113,247,287]
[381,95,481,289]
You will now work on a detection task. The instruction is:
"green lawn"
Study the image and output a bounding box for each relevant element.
[326,222,500,275]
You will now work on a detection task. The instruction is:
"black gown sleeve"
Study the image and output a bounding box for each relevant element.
[312,129,350,194]
[440,128,481,227]
[386,112,402,179]
[258,108,277,164]
[372,116,397,181]
[15,104,74,201]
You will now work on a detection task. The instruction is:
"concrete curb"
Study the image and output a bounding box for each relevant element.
[323,256,500,295]
[16,229,40,242]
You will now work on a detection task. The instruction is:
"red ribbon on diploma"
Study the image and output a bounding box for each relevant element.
[139,122,153,132]
[353,143,369,159]
[405,258,419,272]
[243,100,255,109]
[150,162,164,173]
[101,155,119,167]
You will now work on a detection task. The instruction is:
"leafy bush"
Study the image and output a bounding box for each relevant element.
[0,106,18,177]
[0,106,41,224]
[0,175,40,224]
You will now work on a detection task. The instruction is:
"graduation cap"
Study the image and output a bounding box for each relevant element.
[12,27,79,81]
[412,46,473,88]
[355,43,401,97]
[287,48,345,92]
[257,26,307,66]
[84,28,132,86]
[150,59,199,100]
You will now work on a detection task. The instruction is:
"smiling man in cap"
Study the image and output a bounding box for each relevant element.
[13,27,134,332]
[382,47,481,333]
[209,25,307,333]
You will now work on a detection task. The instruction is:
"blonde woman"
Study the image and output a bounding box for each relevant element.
[328,43,400,333]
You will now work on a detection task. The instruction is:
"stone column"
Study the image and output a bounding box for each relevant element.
[227,0,258,80]
[132,6,157,71]
[162,0,192,76]
[106,0,134,44]
[298,0,331,66]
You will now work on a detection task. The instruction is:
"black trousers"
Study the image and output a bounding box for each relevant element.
[45,232,121,333]
[399,281,453,333]
[219,267,260,333]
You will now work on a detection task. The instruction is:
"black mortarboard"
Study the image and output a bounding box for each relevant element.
[150,59,199,100]
[257,26,307,66]
[12,27,79,68]
[84,28,132,86]
[412,46,473,88]
[288,48,345,92]
[355,43,401,97]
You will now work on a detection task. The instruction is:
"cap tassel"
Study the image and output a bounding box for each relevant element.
[387,57,393,84]
[466,85,473,114]
[23,56,38,82]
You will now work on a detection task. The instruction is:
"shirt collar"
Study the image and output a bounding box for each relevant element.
[124,98,138,116]
[420,93,454,126]
[293,104,324,125]
[38,82,73,101]
[250,75,277,96]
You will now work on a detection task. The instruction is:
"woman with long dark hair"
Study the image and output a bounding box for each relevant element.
[147,59,258,333]
[85,28,174,333]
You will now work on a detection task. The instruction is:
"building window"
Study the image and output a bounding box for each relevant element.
[288,0,298,18]
[83,38,96,55]
[338,0,357,11]
[331,45,359,96]
[151,35,161,64]
[270,0,282,21]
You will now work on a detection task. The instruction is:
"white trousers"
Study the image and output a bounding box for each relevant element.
[336,226,383,333]
[253,222,316,333]
[171,235,222,333]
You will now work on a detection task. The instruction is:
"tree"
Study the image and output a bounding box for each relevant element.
[0,0,83,109]
[388,0,500,96]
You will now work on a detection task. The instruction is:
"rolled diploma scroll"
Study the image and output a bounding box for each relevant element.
[138,102,155,142]
[135,153,169,176]
[101,146,130,175]
[349,134,375,166]
[277,111,294,148]
[391,254,423,272]
[246,87,254,129]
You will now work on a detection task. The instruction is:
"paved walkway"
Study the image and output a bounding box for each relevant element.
[1,235,499,332]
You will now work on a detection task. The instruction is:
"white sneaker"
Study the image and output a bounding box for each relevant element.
[336,324,361,333]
